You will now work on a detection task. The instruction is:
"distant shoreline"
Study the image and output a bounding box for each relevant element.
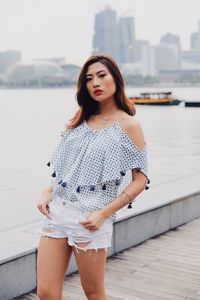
[1,82,200,89]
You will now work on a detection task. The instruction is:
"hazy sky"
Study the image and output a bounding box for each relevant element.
[1,0,200,65]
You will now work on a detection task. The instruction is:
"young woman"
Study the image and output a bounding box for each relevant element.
[36,54,150,300]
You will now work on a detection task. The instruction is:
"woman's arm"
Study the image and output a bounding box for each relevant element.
[36,183,54,219]
[79,118,148,231]
[100,118,147,218]
[42,184,53,195]
[100,174,146,218]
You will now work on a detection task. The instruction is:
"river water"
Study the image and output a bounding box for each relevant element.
[0,86,200,230]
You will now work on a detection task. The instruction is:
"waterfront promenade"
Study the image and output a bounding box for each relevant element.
[17,216,200,300]
[1,173,200,299]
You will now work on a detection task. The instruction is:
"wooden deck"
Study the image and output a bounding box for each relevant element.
[16,217,200,300]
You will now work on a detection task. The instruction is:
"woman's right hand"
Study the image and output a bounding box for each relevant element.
[37,186,53,219]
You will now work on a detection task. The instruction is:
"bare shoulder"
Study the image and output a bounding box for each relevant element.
[120,115,146,150]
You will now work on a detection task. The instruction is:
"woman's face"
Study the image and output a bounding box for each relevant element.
[85,62,116,102]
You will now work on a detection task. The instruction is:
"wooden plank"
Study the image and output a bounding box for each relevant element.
[105,270,200,299]
[16,217,200,300]
[105,283,185,300]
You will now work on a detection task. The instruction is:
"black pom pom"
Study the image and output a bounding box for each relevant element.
[51,171,56,177]
[61,181,67,188]
[147,178,150,184]
[76,186,81,193]
[115,178,121,186]
[145,186,149,190]
[47,161,50,167]
[102,184,106,190]
[90,185,95,191]
[128,202,132,209]
[58,180,63,185]
[120,171,126,176]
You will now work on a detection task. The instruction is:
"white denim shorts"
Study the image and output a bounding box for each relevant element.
[39,196,113,254]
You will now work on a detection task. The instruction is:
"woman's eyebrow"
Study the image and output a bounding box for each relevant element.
[86,70,106,77]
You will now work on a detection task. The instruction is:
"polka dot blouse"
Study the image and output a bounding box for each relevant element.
[47,120,150,222]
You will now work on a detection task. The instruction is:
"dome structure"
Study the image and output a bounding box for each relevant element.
[5,60,65,85]
[61,63,81,82]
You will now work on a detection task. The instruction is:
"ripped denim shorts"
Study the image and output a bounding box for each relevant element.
[38,196,113,254]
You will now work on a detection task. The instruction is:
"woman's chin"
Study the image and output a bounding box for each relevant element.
[93,95,114,102]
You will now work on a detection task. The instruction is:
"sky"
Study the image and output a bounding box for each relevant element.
[0,0,200,65]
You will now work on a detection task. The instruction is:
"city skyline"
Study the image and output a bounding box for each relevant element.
[0,0,200,65]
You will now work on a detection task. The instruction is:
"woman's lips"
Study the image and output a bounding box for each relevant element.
[94,90,103,95]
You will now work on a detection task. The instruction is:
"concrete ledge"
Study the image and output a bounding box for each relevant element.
[115,205,170,252]
[0,253,36,300]
[0,173,200,299]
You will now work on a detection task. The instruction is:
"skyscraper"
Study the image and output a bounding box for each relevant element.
[190,22,200,50]
[191,32,200,50]
[117,16,135,64]
[92,6,117,59]
[183,21,200,64]
[160,33,180,45]
[159,33,181,70]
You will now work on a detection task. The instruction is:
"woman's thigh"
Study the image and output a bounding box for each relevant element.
[37,236,72,299]
[72,245,107,296]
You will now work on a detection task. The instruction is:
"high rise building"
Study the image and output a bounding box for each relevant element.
[117,16,135,64]
[0,50,21,74]
[155,45,178,71]
[141,44,156,76]
[159,33,181,70]
[160,33,180,45]
[190,21,200,50]
[133,40,149,62]
[182,21,200,65]
[92,6,118,59]
[191,32,200,50]
[182,50,200,64]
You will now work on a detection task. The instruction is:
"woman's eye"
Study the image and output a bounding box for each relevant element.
[99,74,106,78]
[86,77,92,82]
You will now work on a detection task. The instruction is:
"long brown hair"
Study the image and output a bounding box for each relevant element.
[64,54,136,131]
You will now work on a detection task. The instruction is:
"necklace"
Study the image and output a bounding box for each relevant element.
[94,114,115,125]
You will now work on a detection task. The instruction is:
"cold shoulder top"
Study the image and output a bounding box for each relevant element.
[46,118,150,222]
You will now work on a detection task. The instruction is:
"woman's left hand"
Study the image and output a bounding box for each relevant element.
[79,210,107,232]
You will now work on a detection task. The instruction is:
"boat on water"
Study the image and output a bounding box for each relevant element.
[129,91,182,106]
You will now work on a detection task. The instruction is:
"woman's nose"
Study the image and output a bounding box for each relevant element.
[93,78,100,87]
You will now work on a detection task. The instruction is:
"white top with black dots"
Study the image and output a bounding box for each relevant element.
[47,119,150,222]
